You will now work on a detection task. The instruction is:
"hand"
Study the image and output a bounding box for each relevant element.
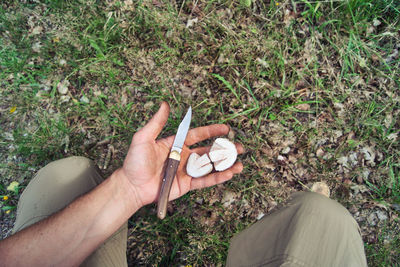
[117,102,244,207]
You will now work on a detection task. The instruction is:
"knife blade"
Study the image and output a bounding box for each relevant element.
[157,106,192,219]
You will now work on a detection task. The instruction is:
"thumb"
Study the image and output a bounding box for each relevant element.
[133,102,170,144]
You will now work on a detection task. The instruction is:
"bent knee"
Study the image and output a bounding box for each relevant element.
[46,156,94,169]
[35,156,103,186]
[290,192,354,222]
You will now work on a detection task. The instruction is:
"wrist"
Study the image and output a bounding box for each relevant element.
[111,169,144,214]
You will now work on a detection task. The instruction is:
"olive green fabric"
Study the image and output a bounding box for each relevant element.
[227,192,367,267]
[12,156,128,267]
[12,157,367,267]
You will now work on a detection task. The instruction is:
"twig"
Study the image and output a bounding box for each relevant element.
[178,0,186,17]
[102,144,115,170]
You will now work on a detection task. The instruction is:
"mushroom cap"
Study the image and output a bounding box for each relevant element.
[209,138,237,171]
[186,153,213,178]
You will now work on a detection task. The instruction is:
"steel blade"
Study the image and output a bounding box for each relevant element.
[172,106,192,152]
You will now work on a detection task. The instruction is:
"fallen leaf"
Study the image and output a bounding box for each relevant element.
[32,42,42,53]
[144,101,154,109]
[57,80,70,95]
[186,17,198,28]
[9,106,17,113]
[387,133,398,141]
[295,103,310,111]
[222,190,237,207]
[7,181,19,193]
[31,26,43,35]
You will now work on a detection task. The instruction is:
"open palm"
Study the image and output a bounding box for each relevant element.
[119,102,244,207]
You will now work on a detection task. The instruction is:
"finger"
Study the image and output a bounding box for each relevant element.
[235,143,245,154]
[190,162,243,190]
[192,146,210,155]
[192,143,245,155]
[133,102,170,144]
[185,124,229,146]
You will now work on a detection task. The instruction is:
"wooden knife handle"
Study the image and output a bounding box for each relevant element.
[157,151,181,219]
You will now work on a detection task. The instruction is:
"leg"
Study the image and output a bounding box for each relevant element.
[227,192,367,267]
[12,156,128,267]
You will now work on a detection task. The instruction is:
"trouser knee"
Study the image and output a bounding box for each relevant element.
[289,192,355,224]
[12,156,104,233]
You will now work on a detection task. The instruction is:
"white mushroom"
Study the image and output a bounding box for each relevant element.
[186,153,213,178]
[209,138,237,171]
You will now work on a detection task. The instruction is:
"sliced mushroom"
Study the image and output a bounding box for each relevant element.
[186,153,213,178]
[209,138,237,171]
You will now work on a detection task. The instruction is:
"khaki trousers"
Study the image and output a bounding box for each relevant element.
[13,157,367,267]
[227,192,367,267]
[12,157,127,267]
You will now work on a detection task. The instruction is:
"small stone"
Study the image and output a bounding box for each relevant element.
[80,95,90,104]
[334,130,343,138]
[195,197,204,205]
[228,128,235,140]
[372,19,381,27]
[256,212,265,220]
[281,147,290,154]
[32,42,42,53]
[277,155,285,161]
[387,133,398,141]
[60,95,70,103]
[144,101,154,109]
[295,103,310,111]
[316,148,324,158]
[256,58,268,68]
[186,17,198,28]
[311,182,330,198]
[59,59,67,66]
[31,26,43,35]
[222,191,236,207]
[57,80,70,95]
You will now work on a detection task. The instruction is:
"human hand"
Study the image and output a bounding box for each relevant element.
[117,102,244,207]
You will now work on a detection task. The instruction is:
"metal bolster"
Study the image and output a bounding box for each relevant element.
[169,150,181,161]
[171,146,182,154]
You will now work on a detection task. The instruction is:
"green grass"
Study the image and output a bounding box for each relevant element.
[1,0,399,265]
[365,223,400,266]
